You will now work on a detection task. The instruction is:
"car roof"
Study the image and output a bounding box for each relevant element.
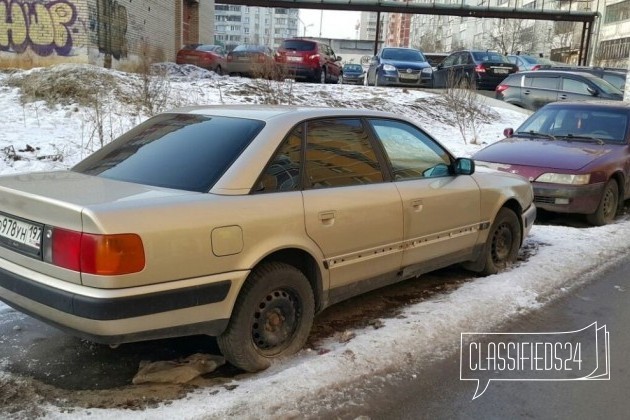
[169,105,406,124]
[514,70,602,79]
[544,100,630,110]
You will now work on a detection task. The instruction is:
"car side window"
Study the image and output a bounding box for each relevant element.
[442,54,457,67]
[530,76,559,90]
[257,125,302,193]
[369,119,452,180]
[305,119,383,189]
[561,78,591,95]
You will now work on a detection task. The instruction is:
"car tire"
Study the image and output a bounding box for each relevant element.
[476,208,522,275]
[320,67,327,84]
[587,179,618,226]
[374,72,380,87]
[215,65,223,76]
[217,262,315,372]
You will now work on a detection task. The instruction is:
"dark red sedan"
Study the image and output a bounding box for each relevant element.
[473,101,630,225]
[176,44,226,75]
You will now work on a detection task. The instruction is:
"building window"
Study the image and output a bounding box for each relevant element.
[605,0,630,24]
[598,37,630,60]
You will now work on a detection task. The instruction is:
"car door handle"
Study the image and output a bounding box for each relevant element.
[318,211,336,225]
[411,199,424,212]
[523,90,531,95]
[558,94,568,99]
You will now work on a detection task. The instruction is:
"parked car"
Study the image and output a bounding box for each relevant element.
[226,44,276,78]
[365,47,432,87]
[0,106,534,372]
[340,63,365,84]
[506,54,558,71]
[474,101,630,225]
[496,70,623,111]
[274,38,342,83]
[176,44,226,75]
[432,50,518,90]
[424,52,449,69]
[538,65,627,91]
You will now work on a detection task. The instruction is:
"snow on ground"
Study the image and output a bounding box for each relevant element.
[1,64,628,418]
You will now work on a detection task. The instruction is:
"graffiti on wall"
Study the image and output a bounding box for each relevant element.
[0,0,77,56]
[95,0,127,60]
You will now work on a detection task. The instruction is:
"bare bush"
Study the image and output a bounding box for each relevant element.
[129,42,171,116]
[251,61,295,105]
[439,70,486,144]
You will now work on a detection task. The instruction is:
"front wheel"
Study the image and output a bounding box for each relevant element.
[587,179,619,226]
[217,262,315,372]
[319,68,327,84]
[477,208,521,275]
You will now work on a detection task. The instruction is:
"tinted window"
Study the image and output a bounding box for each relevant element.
[442,54,457,67]
[381,48,426,62]
[530,76,559,89]
[257,126,302,193]
[281,40,316,51]
[472,52,510,63]
[370,119,451,180]
[602,74,625,91]
[197,45,220,52]
[343,64,363,72]
[73,114,264,192]
[561,78,591,95]
[305,119,383,188]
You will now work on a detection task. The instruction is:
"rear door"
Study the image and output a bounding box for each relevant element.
[522,75,560,110]
[301,118,403,291]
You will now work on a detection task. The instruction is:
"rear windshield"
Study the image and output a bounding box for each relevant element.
[472,52,511,63]
[233,45,265,52]
[73,114,265,192]
[280,40,316,51]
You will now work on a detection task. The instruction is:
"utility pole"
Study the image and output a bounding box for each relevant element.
[625,49,630,102]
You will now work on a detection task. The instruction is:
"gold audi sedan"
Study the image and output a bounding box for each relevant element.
[0,106,535,372]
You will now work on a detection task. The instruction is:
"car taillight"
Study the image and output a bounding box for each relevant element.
[308,54,320,61]
[474,64,486,73]
[531,64,541,71]
[496,84,509,93]
[47,227,145,275]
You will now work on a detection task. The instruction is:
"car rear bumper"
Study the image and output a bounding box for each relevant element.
[342,75,363,84]
[532,182,605,214]
[0,259,250,344]
[282,64,318,80]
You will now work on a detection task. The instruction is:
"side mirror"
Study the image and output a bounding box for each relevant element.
[454,158,475,175]
[336,56,342,62]
[587,86,598,96]
[503,128,514,138]
[437,63,443,70]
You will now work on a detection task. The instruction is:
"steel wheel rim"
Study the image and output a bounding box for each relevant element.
[602,187,616,220]
[251,288,301,355]
[491,223,513,264]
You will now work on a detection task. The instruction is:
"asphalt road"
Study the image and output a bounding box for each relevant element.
[321,251,630,419]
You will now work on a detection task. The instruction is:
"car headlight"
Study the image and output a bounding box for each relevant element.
[383,64,397,72]
[535,173,591,185]
[421,67,433,74]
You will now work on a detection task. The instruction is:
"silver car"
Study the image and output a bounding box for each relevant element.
[0,106,535,372]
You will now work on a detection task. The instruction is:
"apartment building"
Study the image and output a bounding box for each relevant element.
[213,5,299,50]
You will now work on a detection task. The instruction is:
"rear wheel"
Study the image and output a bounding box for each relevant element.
[319,67,327,84]
[215,65,223,76]
[587,179,618,226]
[217,262,315,372]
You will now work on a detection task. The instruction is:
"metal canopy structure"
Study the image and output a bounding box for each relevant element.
[217,0,599,65]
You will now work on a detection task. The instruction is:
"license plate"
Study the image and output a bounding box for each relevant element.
[0,212,43,256]
[237,57,249,61]
[493,68,509,74]
[287,56,302,62]
[399,73,418,80]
